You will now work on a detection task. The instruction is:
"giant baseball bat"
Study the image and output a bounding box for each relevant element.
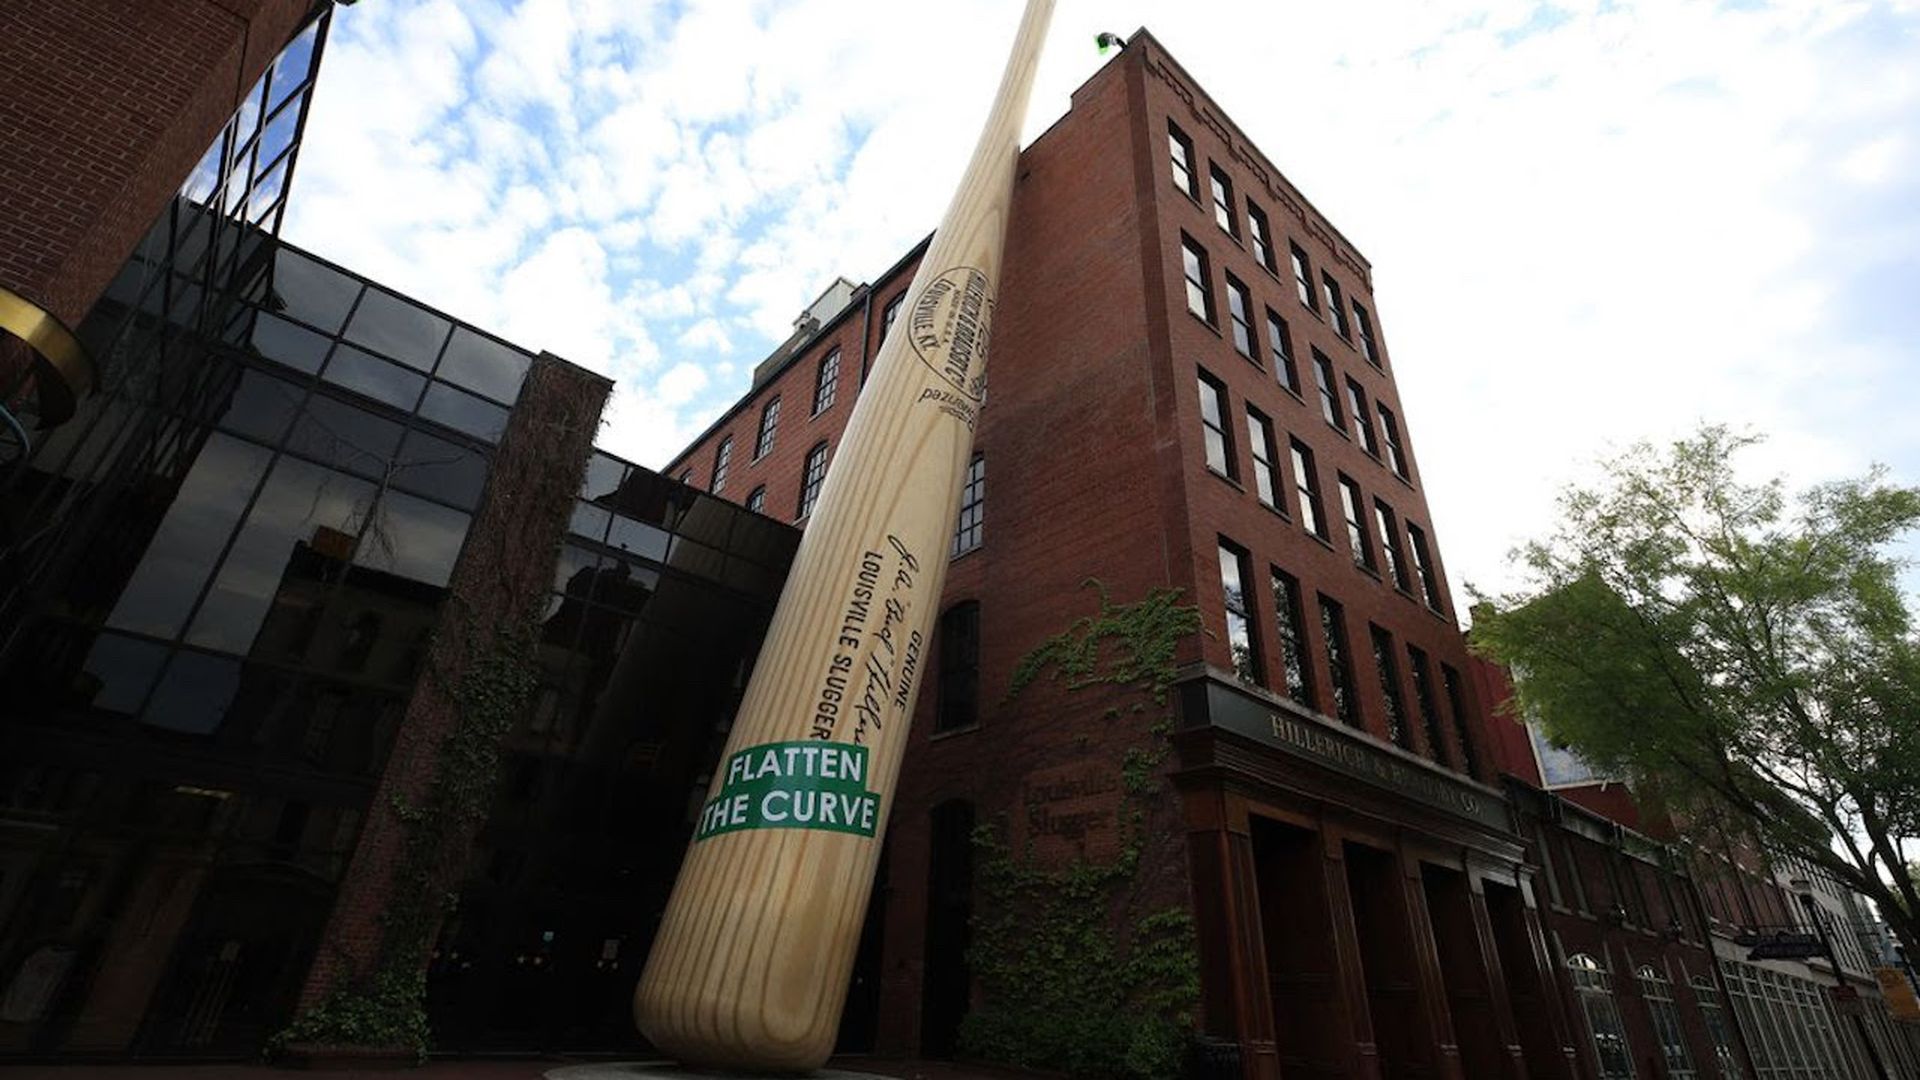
[634,0,1055,1070]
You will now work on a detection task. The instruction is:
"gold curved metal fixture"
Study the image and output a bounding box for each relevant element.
[0,284,95,427]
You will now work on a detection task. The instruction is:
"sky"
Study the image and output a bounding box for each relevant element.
[283,0,1920,610]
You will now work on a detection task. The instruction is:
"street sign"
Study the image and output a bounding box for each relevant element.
[1746,931,1825,961]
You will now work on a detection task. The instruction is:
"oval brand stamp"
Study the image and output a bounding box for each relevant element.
[908,266,994,405]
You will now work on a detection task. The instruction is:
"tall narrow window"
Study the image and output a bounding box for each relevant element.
[1182,235,1214,323]
[1691,976,1742,1080]
[1407,522,1445,612]
[1245,407,1278,509]
[746,486,766,515]
[1246,201,1276,273]
[1266,309,1300,394]
[1312,350,1343,430]
[1197,370,1234,478]
[1290,439,1326,539]
[1352,300,1381,367]
[755,395,781,458]
[1567,954,1634,1080]
[1374,499,1409,591]
[1322,273,1349,338]
[678,468,695,486]
[1290,243,1316,310]
[1637,966,1696,1080]
[1441,662,1480,778]
[1346,378,1378,456]
[1319,595,1359,726]
[1408,646,1449,767]
[797,441,828,519]
[1270,569,1314,707]
[882,293,905,340]
[1377,403,1409,479]
[1371,625,1409,749]
[1338,475,1374,569]
[1209,164,1238,237]
[710,436,733,495]
[1225,273,1256,360]
[1219,540,1262,686]
[1168,121,1197,199]
[936,601,981,732]
[952,453,984,555]
[814,349,841,414]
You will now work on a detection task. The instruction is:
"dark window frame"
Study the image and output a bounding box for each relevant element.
[1291,439,1327,539]
[1338,474,1375,570]
[1219,538,1262,687]
[1346,378,1378,456]
[1245,406,1279,510]
[1225,272,1257,361]
[710,435,732,494]
[1371,624,1410,749]
[952,453,984,556]
[1374,498,1410,591]
[1209,162,1239,238]
[754,395,781,459]
[797,441,829,519]
[935,600,982,732]
[1290,243,1317,311]
[1312,350,1343,431]
[745,486,766,515]
[1270,567,1315,708]
[1266,308,1301,395]
[1378,402,1410,479]
[1197,369,1235,478]
[1352,300,1382,367]
[1407,521,1445,612]
[1247,200,1277,273]
[1181,233,1216,325]
[1168,121,1199,200]
[813,349,841,415]
[1319,594,1359,726]
[1322,272,1350,338]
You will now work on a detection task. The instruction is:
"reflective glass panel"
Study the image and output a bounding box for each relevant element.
[188,456,377,654]
[323,344,428,411]
[105,434,273,639]
[255,99,302,175]
[344,288,450,372]
[438,328,531,403]
[391,429,489,511]
[213,367,306,444]
[580,452,627,502]
[418,383,509,443]
[285,394,405,479]
[247,312,332,373]
[267,23,318,112]
[142,650,243,735]
[269,249,361,333]
[607,514,670,562]
[354,491,469,589]
[79,632,170,714]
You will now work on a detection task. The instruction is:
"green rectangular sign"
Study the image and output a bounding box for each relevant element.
[693,741,881,841]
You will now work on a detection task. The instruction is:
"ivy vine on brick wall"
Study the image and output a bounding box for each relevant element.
[960,582,1202,1080]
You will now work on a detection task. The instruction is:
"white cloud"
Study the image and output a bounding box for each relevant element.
[284,0,1920,607]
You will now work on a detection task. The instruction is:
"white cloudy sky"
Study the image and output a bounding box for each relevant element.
[283,0,1920,607]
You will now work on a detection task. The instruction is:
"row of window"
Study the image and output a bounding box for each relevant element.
[1183,233,1410,489]
[1169,120,1383,369]
[1198,368,1444,615]
[1566,952,1739,1080]
[1215,537,1477,773]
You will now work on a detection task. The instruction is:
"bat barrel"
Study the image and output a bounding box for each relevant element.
[633,0,1055,1071]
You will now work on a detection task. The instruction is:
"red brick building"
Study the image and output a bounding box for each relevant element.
[666,31,1588,1079]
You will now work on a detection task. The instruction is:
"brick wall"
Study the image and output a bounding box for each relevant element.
[0,0,312,385]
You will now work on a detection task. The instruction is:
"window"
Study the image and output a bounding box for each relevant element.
[1270,569,1314,707]
[1346,378,1378,456]
[1691,976,1742,1080]
[1311,350,1343,430]
[1219,540,1261,686]
[745,486,766,515]
[1441,663,1479,778]
[1319,595,1359,725]
[1567,954,1635,1080]
[1218,274,1256,361]
[710,436,732,495]
[1182,234,1215,323]
[1406,522,1444,612]
[755,395,781,458]
[1636,966,1696,1079]
[1374,499,1409,591]
[678,468,694,485]
[1408,646,1449,767]
[936,601,980,732]
[1168,121,1198,199]
[813,349,841,414]
[1245,407,1279,509]
[1266,309,1300,394]
[952,453,984,556]
[1290,243,1316,310]
[1197,370,1234,477]
[1209,164,1238,237]
[1352,300,1381,367]
[1338,475,1374,569]
[1377,402,1409,479]
[1247,201,1276,273]
[1371,625,1409,749]
[1323,273,1350,338]
[797,441,828,519]
[1290,439,1326,539]
[882,293,905,340]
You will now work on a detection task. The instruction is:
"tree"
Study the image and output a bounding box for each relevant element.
[1470,425,1920,958]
